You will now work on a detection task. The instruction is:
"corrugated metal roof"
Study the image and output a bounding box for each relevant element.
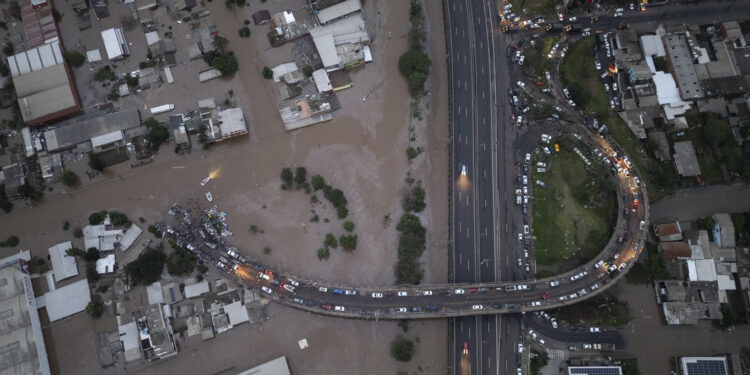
[91,130,123,148]
[48,241,78,283]
[316,0,361,24]
[43,279,91,322]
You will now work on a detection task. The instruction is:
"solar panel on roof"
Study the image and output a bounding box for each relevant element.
[569,367,622,375]
[685,359,727,375]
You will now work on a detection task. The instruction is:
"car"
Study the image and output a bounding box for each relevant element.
[332,288,344,295]
[410,306,422,312]
[541,88,551,93]
[558,12,564,21]
[371,292,383,298]
[397,291,408,297]
[640,220,646,230]
[531,301,541,306]
[334,306,345,312]
[590,283,599,291]
[261,286,273,294]
[321,304,333,310]
[523,225,529,235]
[505,285,518,291]
[517,258,523,266]
[524,250,529,258]
[523,175,528,185]
[559,295,567,301]
[549,280,559,287]
[525,153,531,163]
[629,2,635,10]
[514,50,521,60]
[633,176,641,186]
[467,288,478,293]
[518,343,524,353]
[345,290,357,295]
[426,305,437,311]
[614,11,623,17]
[259,272,271,281]
[569,346,577,350]
[619,263,627,271]
[395,307,408,312]
[519,55,525,65]
[518,233,523,242]
[293,298,304,304]
[604,83,610,92]
[607,264,617,273]
[318,287,328,293]
[583,344,592,349]
[578,289,588,296]
[590,327,601,332]
[569,293,578,299]
[613,82,618,91]
[270,279,281,286]
[570,274,579,281]
[539,339,545,345]
[525,263,530,272]
[595,61,601,70]
[517,81,526,88]
[615,7,624,12]
[518,284,529,290]
[513,96,519,106]
[287,279,300,287]
[568,16,577,21]
[568,99,576,107]
[461,164,467,176]
[454,288,465,294]
[528,329,536,338]
[523,186,528,194]
[283,284,296,293]
[595,260,604,268]
[422,290,433,296]
[472,305,483,310]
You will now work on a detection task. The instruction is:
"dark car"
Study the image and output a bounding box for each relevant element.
[411,306,422,312]
[426,305,437,311]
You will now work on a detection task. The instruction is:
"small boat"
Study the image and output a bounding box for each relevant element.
[206,192,213,202]
[201,177,211,186]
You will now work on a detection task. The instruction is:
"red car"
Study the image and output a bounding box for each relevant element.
[321,304,333,310]
[536,82,544,86]
[540,292,550,300]
[468,288,478,293]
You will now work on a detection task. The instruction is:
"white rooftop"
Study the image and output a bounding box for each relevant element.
[48,241,78,283]
[218,108,247,138]
[86,49,101,63]
[118,224,142,251]
[184,280,210,298]
[687,259,717,282]
[653,71,682,105]
[147,281,165,305]
[40,279,91,322]
[640,35,666,57]
[237,356,291,375]
[312,69,332,93]
[312,33,339,68]
[91,130,123,148]
[272,62,298,82]
[316,0,361,24]
[101,28,126,60]
[118,321,140,352]
[224,301,249,326]
[96,254,115,274]
[83,225,124,251]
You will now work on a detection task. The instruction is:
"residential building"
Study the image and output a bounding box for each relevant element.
[664,33,704,100]
[655,222,683,241]
[712,213,735,248]
[237,356,292,375]
[41,108,143,153]
[680,357,728,375]
[568,367,622,375]
[37,279,91,322]
[314,0,361,25]
[660,241,692,260]
[48,241,78,283]
[673,141,701,177]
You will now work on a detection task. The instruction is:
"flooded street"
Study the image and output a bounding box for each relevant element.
[0,0,450,373]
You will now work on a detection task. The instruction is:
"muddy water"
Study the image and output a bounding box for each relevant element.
[1,0,451,373]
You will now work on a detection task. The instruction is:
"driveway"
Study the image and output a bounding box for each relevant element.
[649,184,750,223]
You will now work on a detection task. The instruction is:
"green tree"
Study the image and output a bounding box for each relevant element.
[166,247,197,275]
[406,146,418,160]
[720,304,737,329]
[85,247,100,262]
[18,184,43,201]
[86,261,100,282]
[65,247,85,258]
[197,264,208,274]
[343,221,355,232]
[88,211,105,225]
[407,71,427,96]
[339,234,357,252]
[9,1,20,19]
[731,213,746,233]
[86,300,104,318]
[63,51,85,67]
[336,205,349,219]
[212,36,229,52]
[125,249,166,285]
[303,65,314,77]
[147,123,169,150]
[211,53,238,76]
[3,42,14,56]
[262,66,273,79]
[0,235,19,247]
[398,49,431,78]
[402,185,426,212]
[317,247,330,260]
[323,186,348,208]
[93,66,116,82]
[324,233,338,248]
[0,184,12,213]
[697,216,716,231]
[311,174,325,190]
[643,253,671,281]
[390,336,415,362]
[125,75,139,87]
[88,152,105,171]
[61,170,78,187]
[73,226,83,238]
[238,27,250,38]
[294,167,307,188]
[280,167,294,188]
[0,63,8,77]
[109,211,129,226]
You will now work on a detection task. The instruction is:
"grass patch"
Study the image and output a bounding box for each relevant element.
[555,295,632,327]
[620,358,641,375]
[532,144,616,271]
[530,347,549,375]
[522,36,558,86]
[560,36,678,197]
[508,0,561,17]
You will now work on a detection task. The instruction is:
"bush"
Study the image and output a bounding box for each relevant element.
[125,75,139,87]
[402,185,426,213]
[108,211,129,226]
[18,184,43,201]
[88,211,106,225]
[0,184,12,213]
[61,170,78,187]
[343,221,355,232]
[73,226,83,238]
[197,264,208,274]
[311,174,325,190]
[294,167,307,188]
[280,167,294,188]
[86,261,100,282]
[66,247,85,258]
[324,233,338,248]
[336,205,349,219]
[323,186,348,208]
[166,247,197,275]
[406,146,418,160]
[63,51,85,67]
[88,152,105,171]
[390,336,415,362]
[395,214,426,284]
[238,27,250,38]
[3,42,14,56]
[262,66,273,79]
[317,247,330,260]
[108,87,120,101]
[211,52,238,76]
[125,249,166,285]
[85,247,100,262]
[339,234,357,252]
[147,123,169,150]
[86,300,104,318]
[398,49,431,79]
[303,65,314,77]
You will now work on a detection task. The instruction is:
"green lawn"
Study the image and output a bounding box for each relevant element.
[560,36,678,197]
[508,0,561,17]
[522,36,558,88]
[555,296,632,327]
[531,146,616,271]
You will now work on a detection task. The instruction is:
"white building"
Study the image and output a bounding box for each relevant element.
[48,241,78,283]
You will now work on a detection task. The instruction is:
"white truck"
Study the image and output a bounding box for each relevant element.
[150,104,174,115]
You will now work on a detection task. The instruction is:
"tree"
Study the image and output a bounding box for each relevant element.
[294,167,307,187]
[697,216,716,232]
[406,146,418,160]
[88,152,105,171]
[85,247,100,262]
[86,300,104,318]
[339,234,357,252]
[280,167,294,188]
[166,247,197,275]
[303,65,314,77]
[66,247,85,258]
[0,63,7,77]
[311,174,325,190]
[147,123,169,150]
[211,53,238,76]
[317,247,330,260]
[125,74,139,87]
[402,185,426,212]
[9,1,20,19]
[407,71,428,96]
[731,213,746,233]
[18,184,43,201]
[73,226,83,238]
[93,66,116,82]
[108,211,129,226]
[143,117,160,128]
[108,87,120,101]
[3,42,14,56]
[63,51,85,67]
[61,170,78,187]
[212,36,229,52]
[125,249,166,285]
[86,261,100,282]
[324,233,338,248]
[197,264,208,274]
[643,253,671,281]
[390,336,415,362]
[398,49,431,78]
[238,27,250,38]
[0,184,13,213]
[323,186,348,208]
[720,304,737,329]
[89,211,105,225]
[0,235,19,247]
[343,221,355,232]
[644,138,659,155]
[262,66,273,79]
[336,205,349,219]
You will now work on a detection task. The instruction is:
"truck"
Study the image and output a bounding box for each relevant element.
[198,68,222,82]
[150,104,174,115]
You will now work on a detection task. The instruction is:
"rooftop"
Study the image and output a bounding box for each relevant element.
[217,108,248,140]
[184,280,210,298]
[44,108,142,152]
[681,357,728,375]
[48,241,78,283]
[118,224,143,251]
[673,141,701,177]
[20,0,59,48]
[237,356,292,375]
[315,0,361,24]
[661,242,692,259]
[0,251,51,375]
[39,278,91,322]
[7,41,80,125]
[664,33,704,99]
[687,259,717,282]
[568,367,623,375]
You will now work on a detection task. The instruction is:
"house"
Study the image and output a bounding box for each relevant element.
[654,222,683,241]
[101,28,130,60]
[48,241,78,283]
[252,10,271,25]
[712,213,735,248]
[673,141,701,177]
[660,242,691,260]
[314,0,361,25]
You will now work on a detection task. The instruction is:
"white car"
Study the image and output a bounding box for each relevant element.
[525,153,531,163]
[397,291,408,297]
[531,301,541,306]
[568,99,576,107]
[583,344,592,349]
[595,61,601,70]
[551,319,558,329]
[604,83,610,92]
[396,307,408,312]
[371,292,383,298]
[334,306,345,312]
[517,81,526,88]
[261,286,273,294]
[287,279,300,287]
[550,280,559,287]
[590,327,601,332]
[472,305,483,310]
[568,16,577,21]
[559,295,567,301]
[345,290,357,295]
[545,71,551,80]
[518,343,524,353]
[523,225,529,235]
[283,284,296,293]
[518,233,523,242]
[563,88,570,97]
[318,287,328,292]
[454,289,465,294]
[461,165,467,176]
[423,290,433,296]
[523,175,528,185]
[590,283,599,291]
